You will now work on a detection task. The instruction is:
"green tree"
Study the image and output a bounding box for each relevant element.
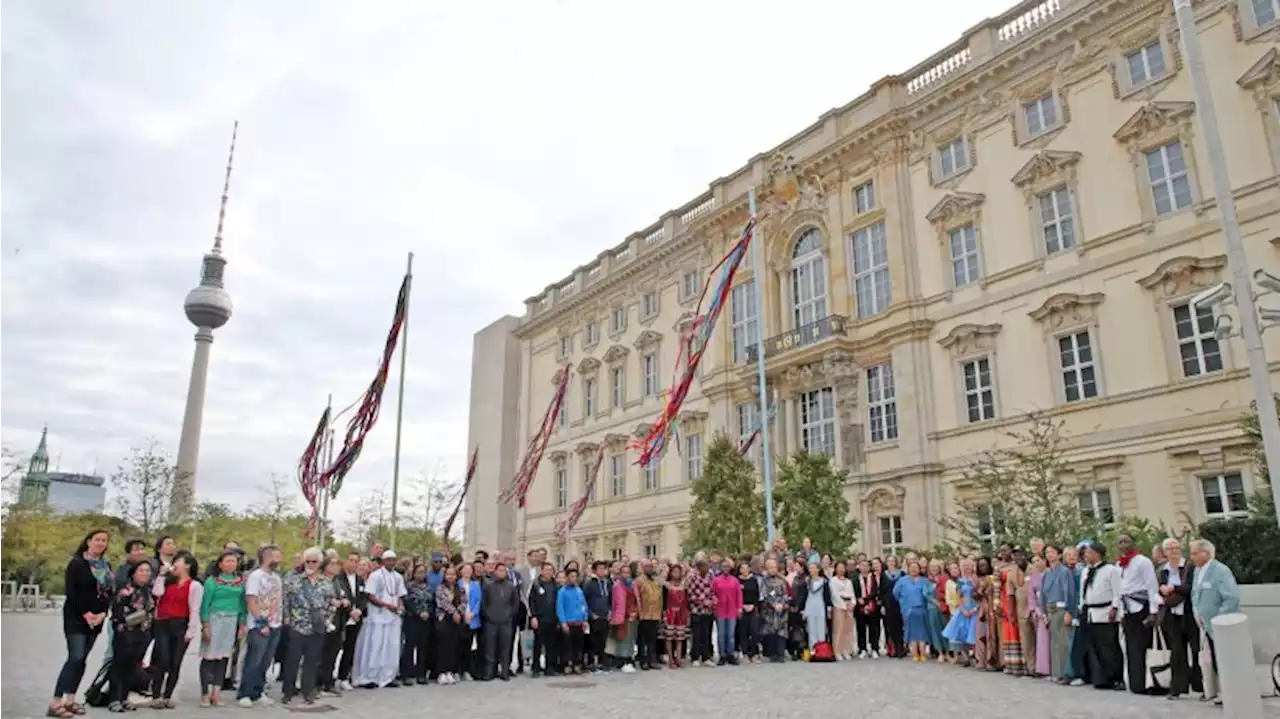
[1241,393,1279,479]
[684,434,765,556]
[110,439,178,536]
[774,450,859,556]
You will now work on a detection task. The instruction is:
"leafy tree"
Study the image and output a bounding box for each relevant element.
[774,450,859,556]
[345,485,392,551]
[684,434,765,556]
[251,473,299,544]
[1241,393,1280,480]
[110,439,179,536]
[398,465,458,556]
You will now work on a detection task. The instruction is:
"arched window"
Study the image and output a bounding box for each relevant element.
[789,228,828,328]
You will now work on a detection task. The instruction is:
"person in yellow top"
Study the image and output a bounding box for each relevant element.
[634,563,665,671]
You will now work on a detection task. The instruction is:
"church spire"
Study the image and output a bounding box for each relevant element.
[29,426,49,475]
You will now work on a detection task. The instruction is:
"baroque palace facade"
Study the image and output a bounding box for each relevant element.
[465,0,1280,561]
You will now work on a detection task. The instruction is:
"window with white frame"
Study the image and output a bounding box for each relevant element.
[643,460,660,491]
[1201,472,1248,518]
[879,516,904,554]
[799,387,837,457]
[961,357,996,423]
[554,463,567,509]
[1255,0,1279,26]
[681,271,700,301]
[976,504,1005,555]
[790,229,828,329]
[641,292,659,318]
[1023,95,1059,137]
[583,377,598,417]
[737,403,758,448]
[947,225,982,287]
[582,457,597,501]
[610,454,626,497]
[611,306,627,333]
[937,137,970,180]
[1145,142,1193,216]
[642,353,659,396]
[1058,330,1099,403]
[558,335,572,358]
[852,222,891,318]
[609,547,623,561]
[1172,301,1224,377]
[853,181,876,213]
[643,543,658,559]
[730,280,759,363]
[610,366,625,408]
[1126,41,1167,87]
[685,434,703,482]
[866,363,898,443]
[584,321,600,346]
[582,550,594,564]
[1077,489,1115,527]
[557,393,568,428]
[1038,186,1076,255]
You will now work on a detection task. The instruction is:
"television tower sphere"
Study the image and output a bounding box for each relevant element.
[184,282,234,329]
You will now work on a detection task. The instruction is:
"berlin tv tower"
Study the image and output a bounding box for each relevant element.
[171,123,238,521]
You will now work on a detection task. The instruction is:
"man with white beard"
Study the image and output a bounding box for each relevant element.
[353,550,406,688]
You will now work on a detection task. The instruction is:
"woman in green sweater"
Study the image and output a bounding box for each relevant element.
[199,552,247,706]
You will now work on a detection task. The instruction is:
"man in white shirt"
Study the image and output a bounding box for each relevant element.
[352,550,406,688]
[1078,541,1125,691]
[1116,534,1160,694]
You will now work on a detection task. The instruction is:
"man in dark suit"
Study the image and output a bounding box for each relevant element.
[335,553,368,691]
[1156,538,1201,699]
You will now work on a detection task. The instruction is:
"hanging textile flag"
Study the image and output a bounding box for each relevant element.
[296,406,330,530]
[499,364,571,507]
[554,444,606,539]
[631,216,757,467]
[318,271,410,497]
[738,403,778,457]
[441,446,479,556]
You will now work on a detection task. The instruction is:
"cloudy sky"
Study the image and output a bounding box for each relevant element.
[2,0,1017,533]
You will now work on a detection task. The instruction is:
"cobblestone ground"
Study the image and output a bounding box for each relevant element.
[5,614,1277,719]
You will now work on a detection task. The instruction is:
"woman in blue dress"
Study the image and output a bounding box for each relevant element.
[942,557,980,667]
[892,560,930,662]
[923,560,949,660]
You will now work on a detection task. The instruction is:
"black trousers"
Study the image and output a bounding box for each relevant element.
[457,626,477,676]
[690,615,714,662]
[400,617,430,681]
[883,610,904,656]
[318,629,343,690]
[482,621,514,678]
[636,620,659,666]
[587,617,609,665]
[150,619,189,699]
[1162,612,1201,695]
[280,629,324,701]
[337,622,360,680]
[563,624,585,667]
[1122,608,1153,694]
[111,632,149,704]
[435,619,460,674]
[737,611,760,657]
[531,621,560,672]
[856,612,881,653]
[1083,621,1124,689]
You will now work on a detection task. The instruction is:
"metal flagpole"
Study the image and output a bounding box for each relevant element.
[317,394,333,550]
[1172,0,1280,525]
[390,252,414,551]
[748,187,777,544]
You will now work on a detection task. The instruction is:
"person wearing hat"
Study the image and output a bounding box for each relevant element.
[352,550,406,688]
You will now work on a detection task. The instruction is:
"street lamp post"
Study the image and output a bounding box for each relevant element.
[1172,0,1280,526]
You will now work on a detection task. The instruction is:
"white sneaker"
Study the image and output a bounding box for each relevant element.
[256,697,275,707]
[237,698,253,708]
[690,660,701,668]
[857,650,868,659]
[338,680,352,691]
[1069,678,1085,687]
[620,663,636,674]
[870,650,880,659]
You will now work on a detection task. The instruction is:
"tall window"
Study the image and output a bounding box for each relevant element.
[685,435,703,482]
[1201,472,1248,518]
[643,543,658,559]
[610,366,625,408]
[583,377,597,417]
[1077,489,1115,527]
[558,335,572,358]
[1255,0,1278,25]
[611,306,626,333]
[644,460,660,491]
[879,516,904,554]
[852,222,890,318]
[557,394,568,428]
[582,457,597,501]
[681,271,700,301]
[1173,301,1223,377]
[790,229,828,329]
[1145,142,1193,216]
[730,280,760,363]
[641,292,659,318]
[799,387,837,457]
[737,403,758,453]
[937,137,970,179]
[1038,187,1076,254]
[1058,331,1098,403]
[976,504,1004,555]
[853,182,875,213]
[642,353,659,396]
[554,463,567,509]
[610,454,626,497]
[961,357,996,423]
[866,363,898,443]
[584,321,599,346]
[948,225,981,287]
[1023,95,1059,137]
[1125,41,1166,86]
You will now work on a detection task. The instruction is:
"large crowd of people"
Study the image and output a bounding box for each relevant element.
[48,529,1244,716]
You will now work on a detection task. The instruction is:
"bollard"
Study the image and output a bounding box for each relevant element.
[1210,613,1263,719]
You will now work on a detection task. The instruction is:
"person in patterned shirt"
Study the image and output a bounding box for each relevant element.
[279,548,336,706]
[686,558,716,666]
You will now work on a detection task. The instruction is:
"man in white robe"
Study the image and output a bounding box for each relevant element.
[353,550,407,688]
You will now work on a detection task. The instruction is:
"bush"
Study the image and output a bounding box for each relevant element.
[1197,517,1280,586]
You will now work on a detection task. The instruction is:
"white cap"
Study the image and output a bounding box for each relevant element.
[381,550,397,559]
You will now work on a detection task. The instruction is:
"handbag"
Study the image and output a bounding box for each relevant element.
[1146,625,1171,692]
[1198,626,1218,700]
[124,608,149,629]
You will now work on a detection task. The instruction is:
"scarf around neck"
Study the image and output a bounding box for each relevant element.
[1117,550,1139,569]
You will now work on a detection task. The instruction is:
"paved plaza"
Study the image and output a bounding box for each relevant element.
[3,614,1276,719]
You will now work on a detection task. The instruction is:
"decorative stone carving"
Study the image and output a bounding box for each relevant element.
[603,433,629,447]
[1056,36,1111,84]
[575,442,599,456]
[964,87,1010,130]
[551,365,571,385]
[1010,150,1082,189]
[673,311,695,335]
[1238,48,1280,100]
[547,450,568,463]
[576,356,602,375]
[677,410,709,433]
[602,344,630,364]
[925,191,986,226]
[938,323,1003,357]
[1113,102,1195,146]
[632,422,653,438]
[1028,292,1105,330]
[1136,255,1228,299]
[633,329,663,350]
[862,485,905,513]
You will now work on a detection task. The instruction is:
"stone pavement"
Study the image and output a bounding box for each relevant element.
[4,614,1276,718]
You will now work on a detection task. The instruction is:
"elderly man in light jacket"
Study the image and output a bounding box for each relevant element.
[1188,537,1240,703]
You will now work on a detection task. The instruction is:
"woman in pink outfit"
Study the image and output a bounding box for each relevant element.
[710,559,744,665]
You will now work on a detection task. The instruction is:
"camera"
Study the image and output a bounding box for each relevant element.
[1254,269,1280,295]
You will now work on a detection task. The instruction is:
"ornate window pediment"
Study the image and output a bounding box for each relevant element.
[1238,47,1279,92]
[602,344,630,364]
[860,485,906,514]
[938,322,1002,358]
[632,422,653,438]
[925,191,986,236]
[1028,292,1105,331]
[672,311,695,335]
[1010,150,1082,194]
[577,356,602,376]
[603,433,629,448]
[1136,255,1227,299]
[575,442,599,456]
[633,329,663,350]
[547,450,568,463]
[677,410,709,433]
[551,365,572,385]
[1113,101,1195,148]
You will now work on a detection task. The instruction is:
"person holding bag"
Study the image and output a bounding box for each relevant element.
[1156,538,1201,700]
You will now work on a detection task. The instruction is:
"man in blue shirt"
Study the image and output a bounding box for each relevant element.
[426,553,445,591]
[1039,544,1077,683]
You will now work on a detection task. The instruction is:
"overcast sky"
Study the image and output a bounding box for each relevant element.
[1,0,1018,532]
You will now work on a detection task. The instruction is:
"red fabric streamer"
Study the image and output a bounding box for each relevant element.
[441,446,479,556]
[554,444,605,539]
[297,406,330,525]
[500,364,571,507]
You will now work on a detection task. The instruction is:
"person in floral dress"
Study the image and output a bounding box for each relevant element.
[759,559,790,663]
[662,564,690,668]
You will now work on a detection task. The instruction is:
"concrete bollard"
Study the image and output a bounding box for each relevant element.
[1210,613,1263,719]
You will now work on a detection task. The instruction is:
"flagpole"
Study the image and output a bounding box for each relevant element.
[748,188,776,545]
[317,394,334,550]
[389,252,414,552]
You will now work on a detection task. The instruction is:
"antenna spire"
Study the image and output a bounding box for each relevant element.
[212,121,238,253]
